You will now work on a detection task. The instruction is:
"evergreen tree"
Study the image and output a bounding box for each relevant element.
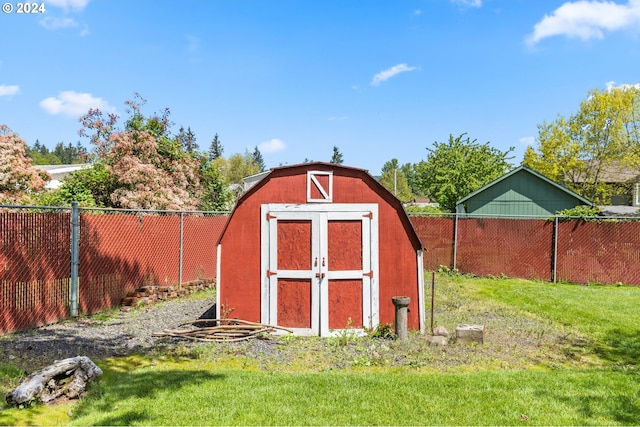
[330,146,344,164]
[209,134,223,160]
[252,146,266,172]
[177,126,199,154]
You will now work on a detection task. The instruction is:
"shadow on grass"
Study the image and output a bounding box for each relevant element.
[72,368,225,426]
[547,380,640,425]
[596,328,640,366]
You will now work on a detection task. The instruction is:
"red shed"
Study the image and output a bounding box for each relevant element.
[216,162,425,336]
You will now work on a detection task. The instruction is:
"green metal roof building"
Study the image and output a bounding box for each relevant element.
[455,165,593,216]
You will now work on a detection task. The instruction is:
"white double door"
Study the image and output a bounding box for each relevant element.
[261,204,379,336]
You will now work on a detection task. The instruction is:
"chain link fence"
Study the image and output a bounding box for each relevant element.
[3,206,639,334]
[0,206,71,334]
[1,205,229,334]
[78,208,228,314]
[410,213,640,285]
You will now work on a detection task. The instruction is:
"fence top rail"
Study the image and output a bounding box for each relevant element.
[407,211,640,221]
[78,206,231,215]
[0,204,71,211]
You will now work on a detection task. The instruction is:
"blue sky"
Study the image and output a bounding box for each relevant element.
[1,0,639,175]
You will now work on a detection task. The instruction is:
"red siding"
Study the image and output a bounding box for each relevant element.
[219,164,422,330]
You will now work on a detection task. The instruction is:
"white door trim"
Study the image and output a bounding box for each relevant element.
[261,203,379,336]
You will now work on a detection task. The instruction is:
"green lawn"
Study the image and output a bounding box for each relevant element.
[1,274,639,426]
[463,276,640,365]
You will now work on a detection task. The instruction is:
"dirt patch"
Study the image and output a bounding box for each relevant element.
[0,286,598,375]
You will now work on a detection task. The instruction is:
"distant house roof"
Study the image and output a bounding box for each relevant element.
[242,170,271,191]
[599,205,640,216]
[570,160,640,184]
[456,165,593,216]
[38,164,90,189]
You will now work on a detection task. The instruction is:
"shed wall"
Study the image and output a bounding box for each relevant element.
[219,167,421,330]
[465,170,588,216]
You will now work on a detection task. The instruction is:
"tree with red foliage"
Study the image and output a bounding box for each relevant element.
[0,125,50,204]
[79,94,202,210]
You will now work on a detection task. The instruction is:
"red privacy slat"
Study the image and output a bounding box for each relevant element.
[0,212,70,334]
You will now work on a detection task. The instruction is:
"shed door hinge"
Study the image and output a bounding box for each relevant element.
[266,213,277,220]
[267,270,277,277]
[363,212,373,219]
[363,271,374,278]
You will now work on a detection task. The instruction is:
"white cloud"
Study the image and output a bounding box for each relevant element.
[40,91,114,117]
[606,80,640,90]
[46,0,89,12]
[451,0,482,7]
[0,85,19,97]
[39,16,78,30]
[371,64,417,86]
[413,9,422,16]
[527,0,640,45]
[258,138,286,154]
[519,136,535,146]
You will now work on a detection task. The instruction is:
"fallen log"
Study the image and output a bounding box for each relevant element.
[6,356,103,406]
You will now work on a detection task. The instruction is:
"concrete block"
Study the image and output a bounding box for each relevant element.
[455,324,485,345]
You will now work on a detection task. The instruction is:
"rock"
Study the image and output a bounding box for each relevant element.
[428,335,448,346]
[455,324,485,345]
[432,325,449,337]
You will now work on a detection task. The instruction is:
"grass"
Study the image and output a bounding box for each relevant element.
[1,274,639,426]
[440,274,640,366]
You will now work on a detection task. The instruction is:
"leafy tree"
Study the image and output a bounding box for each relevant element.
[0,125,50,204]
[209,133,223,161]
[400,162,423,197]
[415,133,514,211]
[78,94,202,210]
[35,175,98,207]
[25,147,62,165]
[252,146,266,172]
[379,159,412,202]
[523,86,640,203]
[40,161,115,207]
[198,157,233,211]
[222,151,260,185]
[26,140,88,165]
[330,146,344,164]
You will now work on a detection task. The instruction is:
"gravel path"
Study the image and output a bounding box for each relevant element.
[0,295,217,369]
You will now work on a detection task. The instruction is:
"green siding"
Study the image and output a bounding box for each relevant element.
[462,169,588,216]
